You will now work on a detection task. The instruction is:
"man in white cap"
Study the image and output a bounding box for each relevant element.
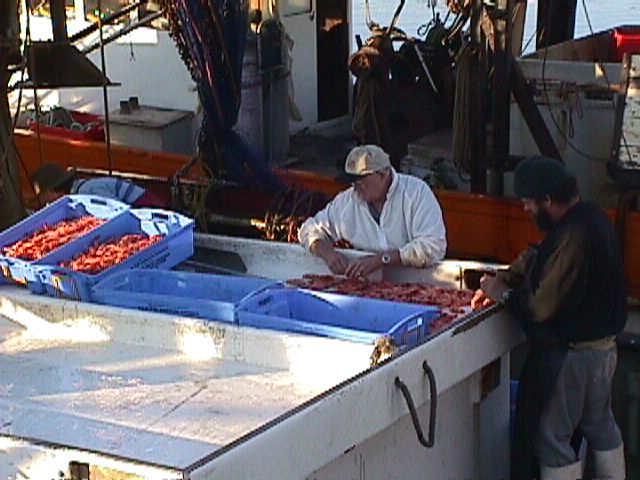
[298,144,447,278]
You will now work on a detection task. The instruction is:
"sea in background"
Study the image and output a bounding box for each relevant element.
[351,0,640,54]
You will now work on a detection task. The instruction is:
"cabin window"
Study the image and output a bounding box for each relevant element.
[280,0,312,17]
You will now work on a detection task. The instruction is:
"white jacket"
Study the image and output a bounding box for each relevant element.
[299,169,447,267]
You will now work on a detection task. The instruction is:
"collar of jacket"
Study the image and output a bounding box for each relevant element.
[386,167,399,200]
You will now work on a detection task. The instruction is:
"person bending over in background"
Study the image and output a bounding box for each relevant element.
[31,163,165,208]
[474,156,627,480]
[298,144,447,278]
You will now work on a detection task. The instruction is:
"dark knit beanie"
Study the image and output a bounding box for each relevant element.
[514,156,575,199]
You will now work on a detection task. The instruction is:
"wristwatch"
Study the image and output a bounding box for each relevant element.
[500,288,513,304]
[381,253,392,265]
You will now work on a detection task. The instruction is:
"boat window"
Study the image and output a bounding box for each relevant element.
[280,0,312,17]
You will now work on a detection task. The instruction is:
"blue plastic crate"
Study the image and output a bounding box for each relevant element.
[36,208,195,301]
[0,195,129,290]
[91,269,281,322]
[237,288,441,346]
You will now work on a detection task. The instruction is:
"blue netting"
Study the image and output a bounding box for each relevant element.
[163,0,284,192]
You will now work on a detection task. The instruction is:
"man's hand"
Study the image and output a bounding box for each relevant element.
[344,254,382,279]
[311,239,349,274]
[479,274,509,302]
[323,250,350,275]
[471,289,495,310]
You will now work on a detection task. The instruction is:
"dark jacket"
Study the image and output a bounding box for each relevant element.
[505,201,627,479]
[505,201,627,344]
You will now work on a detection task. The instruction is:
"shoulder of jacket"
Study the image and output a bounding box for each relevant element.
[395,173,431,196]
[396,172,426,186]
[75,177,98,190]
[333,187,359,203]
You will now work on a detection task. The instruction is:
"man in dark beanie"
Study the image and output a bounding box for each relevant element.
[474,156,627,479]
[30,163,164,208]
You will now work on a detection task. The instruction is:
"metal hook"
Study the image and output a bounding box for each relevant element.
[394,360,437,448]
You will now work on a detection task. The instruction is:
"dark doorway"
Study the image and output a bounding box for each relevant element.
[316,0,349,121]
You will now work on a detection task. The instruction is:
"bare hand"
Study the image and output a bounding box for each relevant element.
[344,255,382,279]
[479,274,509,302]
[323,250,350,275]
[471,289,495,310]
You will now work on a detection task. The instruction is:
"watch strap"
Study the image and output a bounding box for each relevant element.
[501,288,513,304]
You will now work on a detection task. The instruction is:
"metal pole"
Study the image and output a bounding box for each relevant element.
[469,0,487,193]
[50,0,68,42]
[97,0,113,175]
[489,0,512,196]
[0,0,27,228]
[27,0,44,169]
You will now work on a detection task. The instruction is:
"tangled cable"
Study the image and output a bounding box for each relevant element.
[261,187,331,243]
[159,0,283,192]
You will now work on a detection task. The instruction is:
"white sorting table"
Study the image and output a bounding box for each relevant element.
[0,236,525,480]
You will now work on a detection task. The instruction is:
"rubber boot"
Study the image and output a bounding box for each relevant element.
[540,460,583,480]
[592,445,626,480]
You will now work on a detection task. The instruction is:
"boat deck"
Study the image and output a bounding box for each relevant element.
[0,287,372,473]
[0,244,528,480]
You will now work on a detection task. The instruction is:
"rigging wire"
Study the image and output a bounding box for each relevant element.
[521,29,536,54]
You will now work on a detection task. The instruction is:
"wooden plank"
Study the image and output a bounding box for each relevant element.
[510,54,563,161]
[528,31,612,63]
[510,0,527,56]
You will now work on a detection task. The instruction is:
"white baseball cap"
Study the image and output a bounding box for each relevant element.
[339,144,391,183]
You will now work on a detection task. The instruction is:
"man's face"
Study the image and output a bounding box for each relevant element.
[352,169,389,204]
[522,198,554,232]
[38,189,65,206]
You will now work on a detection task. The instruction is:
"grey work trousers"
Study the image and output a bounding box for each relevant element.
[534,346,623,468]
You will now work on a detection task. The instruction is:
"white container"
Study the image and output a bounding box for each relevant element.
[108,104,194,155]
